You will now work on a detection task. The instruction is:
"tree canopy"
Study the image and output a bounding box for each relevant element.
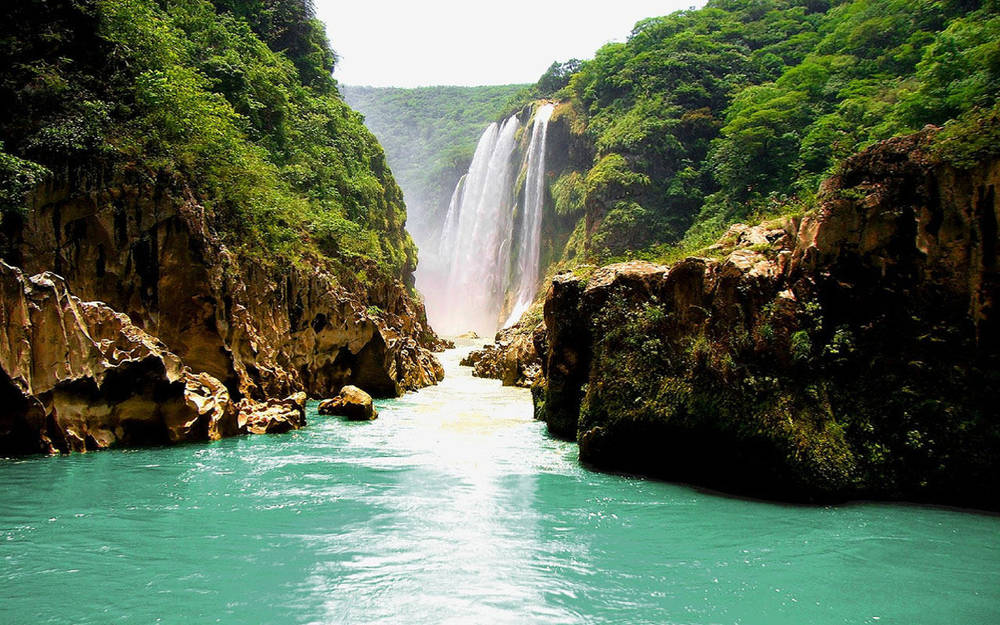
[523,0,1000,263]
[0,0,414,283]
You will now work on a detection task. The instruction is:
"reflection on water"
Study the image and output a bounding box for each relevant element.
[2,340,998,625]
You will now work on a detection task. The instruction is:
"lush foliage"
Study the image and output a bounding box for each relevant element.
[530,0,999,263]
[0,146,49,217]
[341,84,527,243]
[212,0,337,86]
[931,100,1000,167]
[0,0,414,280]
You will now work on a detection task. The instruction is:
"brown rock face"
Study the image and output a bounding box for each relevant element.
[535,130,1000,508]
[540,273,590,440]
[460,321,542,388]
[1,174,442,403]
[237,393,307,435]
[0,262,237,454]
[318,385,377,421]
[0,168,445,455]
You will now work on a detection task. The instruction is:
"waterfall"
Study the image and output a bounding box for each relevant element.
[430,114,521,335]
[424,103,554,336]
[505,103,555,328]
[437,174,466,258]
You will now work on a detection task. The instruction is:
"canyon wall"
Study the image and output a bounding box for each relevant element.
[0,0,446,456]
[530,130,999,508]
[0,261,235,455]
[0,172,444,454]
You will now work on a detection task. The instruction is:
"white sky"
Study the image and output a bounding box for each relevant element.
[316,1,708,87]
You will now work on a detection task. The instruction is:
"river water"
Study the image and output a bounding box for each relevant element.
[2,340,998,624]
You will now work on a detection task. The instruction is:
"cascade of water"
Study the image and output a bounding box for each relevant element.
[424,103,556,336]
[505,103,555,327]
[438,123,497,257]
[437,174,466,258]
[431,114,521,335]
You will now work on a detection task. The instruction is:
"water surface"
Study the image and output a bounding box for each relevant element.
[2,340,998,624]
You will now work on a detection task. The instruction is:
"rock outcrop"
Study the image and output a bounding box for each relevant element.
[0,173,443,455]
[238,393,307,435]
[460,320,542,388]
[533,130,1000,508]
[1,173,443,404]
[318,385,378,421]
[0,262,237,454]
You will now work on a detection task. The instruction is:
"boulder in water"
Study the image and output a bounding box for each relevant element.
[318,385,378,421]
[456,331,480,339]
[237,392,307,434]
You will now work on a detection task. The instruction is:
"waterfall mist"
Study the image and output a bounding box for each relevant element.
[419,104,555,336]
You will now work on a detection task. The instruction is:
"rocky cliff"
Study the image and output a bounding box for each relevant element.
[531,130,999,509]
[0,261,236,454]
[0,0,446,457]
[459,319,542,388]
[0,173,443,455]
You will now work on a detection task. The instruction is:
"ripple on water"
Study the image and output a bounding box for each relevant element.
[1,339,999,625]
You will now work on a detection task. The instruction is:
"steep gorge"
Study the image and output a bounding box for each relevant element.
[532,130,999,508]
[0,0,443,455]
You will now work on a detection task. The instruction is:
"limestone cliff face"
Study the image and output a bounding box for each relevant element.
[533,131,999,508]
[2,171,443,402]
[0,171,443,455]
[0,261,236,455]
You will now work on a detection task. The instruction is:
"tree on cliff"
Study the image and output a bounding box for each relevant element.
[0,0,415,283]
[514,0,1000,264]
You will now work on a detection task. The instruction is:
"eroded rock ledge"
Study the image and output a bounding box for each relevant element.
[3,174,443,401]
[532,131,999,509]
[460,321,543,388]
[0,262,238,454]
[0,262,329,453]
[0,173,444,455]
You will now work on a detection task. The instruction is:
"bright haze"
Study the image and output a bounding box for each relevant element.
[316,1,708,87]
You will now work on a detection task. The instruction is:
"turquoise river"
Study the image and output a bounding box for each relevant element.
[2,340,998,624]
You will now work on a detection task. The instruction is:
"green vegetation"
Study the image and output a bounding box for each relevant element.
[550,171,587,216]
[931,101,1000,168]
[0,147,48,217]
[523,1,998,506]
[341,84,528,242]
[574,246,997,504]
[527,0,999,265]
[0,0,414,282]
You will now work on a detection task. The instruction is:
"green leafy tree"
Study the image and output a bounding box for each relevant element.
[0,0,419,283]
[515,0,999,265]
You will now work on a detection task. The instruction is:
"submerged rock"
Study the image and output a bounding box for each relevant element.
[318,385,378,421]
